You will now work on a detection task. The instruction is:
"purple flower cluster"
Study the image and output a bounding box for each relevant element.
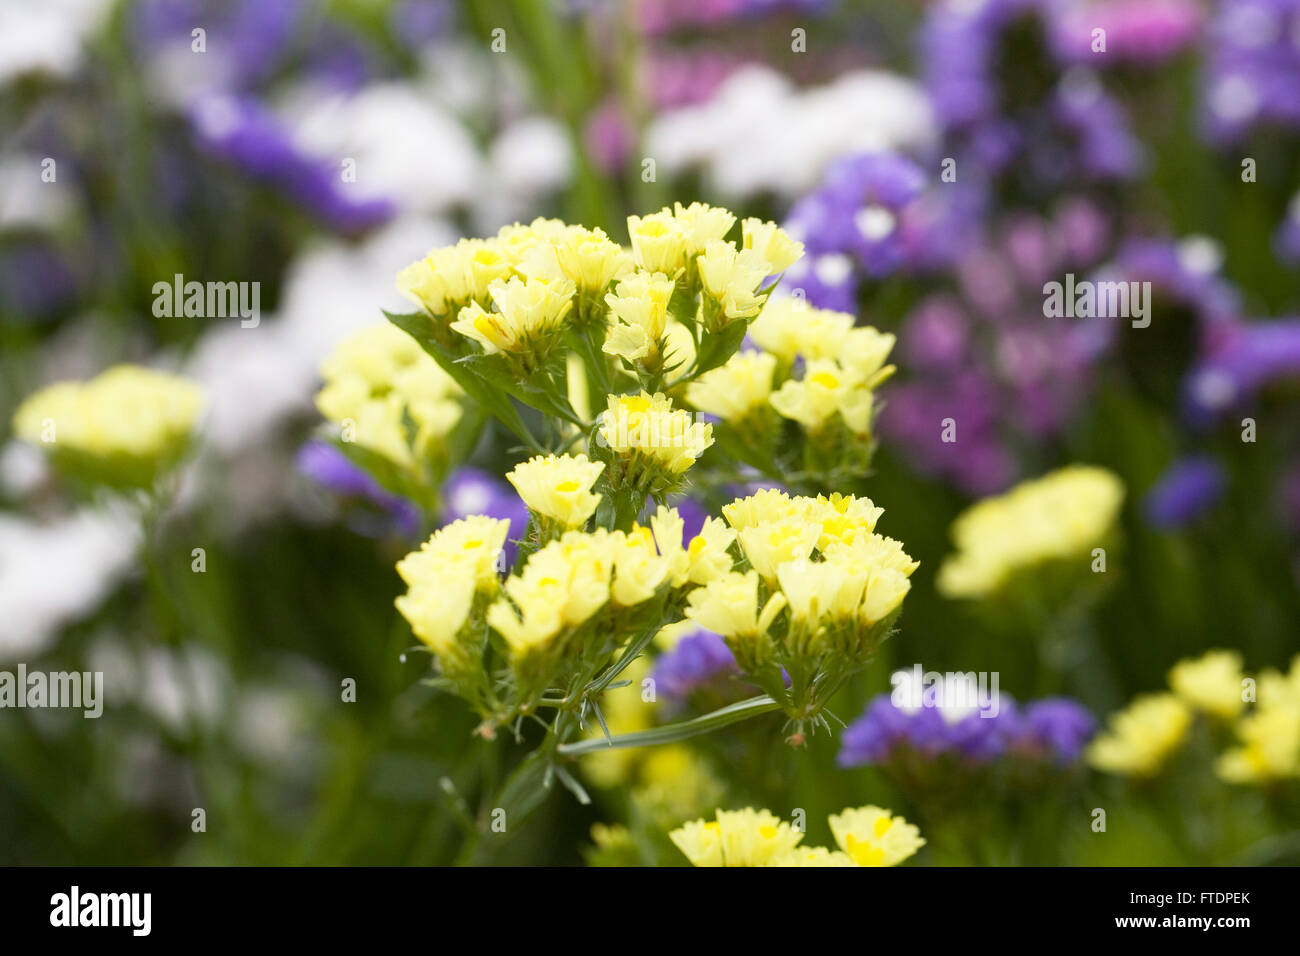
[636,0,836,36]
[1203,0,1300,143]
[921,0,1143,182]
[1050,0,1203,65]
[838,693,1095,768]
[650,629,740,703]
[1184,318,1300,423]
[781,153,979,311]
[877,203,1112,495]
[190,96,394,234]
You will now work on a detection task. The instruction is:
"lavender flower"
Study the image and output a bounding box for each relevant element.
[839,692,1095,768]
[189,96,394,233]
[1143,456,1227,529]
[1203,0,1300,143]
[1185,318,1300,422]
[298,441,419,536]
[1004,698,1097,764]
[650,629,740,703]
[1050,0,1203,65]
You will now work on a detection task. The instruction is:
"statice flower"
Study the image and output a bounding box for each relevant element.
[1184,318,1300,423]
[1275,192,1300,265]
[922,0,1143,183]
[190,96,395,233]
[1050,0,1203,64]
[1004,698,1097,764]
[297,440,419,537]
[650,627,741,704]
[1202,0,1300,143]
[1142,455,1227,529]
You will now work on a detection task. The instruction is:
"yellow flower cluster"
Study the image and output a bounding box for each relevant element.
[316,323,463,473]
[13,364,205,484]
[688,488,916,674]
[398,205,801,379]
[1088,649,1300,782]
[506,453,605,530]
[394,516,511,671]
[670,805,923,867]
[687,298,896,440]
[598,392,714,485]
[1087,693,1192,777]
[1217,654,1300,784]
[937,465,1125,599]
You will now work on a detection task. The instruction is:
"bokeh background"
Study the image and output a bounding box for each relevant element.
[1,0,1298,865]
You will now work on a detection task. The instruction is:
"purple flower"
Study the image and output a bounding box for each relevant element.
[189,95,394,233]
[650,629,740,703]
[1050,0,1203,65]
[1203,0,1300,143]
[1143,456,1227,529]
[297,441,419,536]
[1005,698,1097,764]
[839,691,1095,768]
[442,467,528,563]
[1275,193,1300,265]
[838,693,1008,767]
[1184,318,1300,422]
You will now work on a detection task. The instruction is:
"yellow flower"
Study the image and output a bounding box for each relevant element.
[449,275,576,356]
[741,217,805,273]
[767,847,857,867]
[627,210,689,276]
[937,465,1125,599]
[696,239,770,325]
[828,806,925,866]
[1087,693,1192,777]
[769,354,891,436]
[394,517,510,664]
[748,299,854,363]
[552,226,633,297]
[661,319,696,376]
[686,350,777,423]
[1259,655,1300,710]
[316,324,463,472]
[603,271,677,364]
[505,453,604,529]
[1168,650,1246,719]
[672,201,737,255]
[13,365,205,478]
[1216,705,1300,784]
[670,808,804,867]
[721,487,802,530]
[609,525,670,606]
[396,515,510,595]
[685,570,786,642]
[736,516,821,584]
[487,530,613,656]
[598,392,714,477]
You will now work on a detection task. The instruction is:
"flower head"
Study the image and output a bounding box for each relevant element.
[505,453,604,530]
[828,806,925,866]
[1087,693,1192,777]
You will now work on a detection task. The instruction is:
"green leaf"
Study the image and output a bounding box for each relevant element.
[385,309,540,450]
[693,320,749,378]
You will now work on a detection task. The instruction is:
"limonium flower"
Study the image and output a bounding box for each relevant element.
[827,806,926,866]
[603,271,678,369]
[505,453,605,532]
[1087,693,1192,777]
[627,210,690,276]
[686,351,778,425]
[696,239,773,329]
[13,364,205,489]
[1216,654,1300,785]
[748,298,857,365]
[670,805,923,867]
[936,465,1125,599]
[394,516,511,677]
[597,392,714,494]
[451,275,577,365]
[669,808,804,866]
[316,323,463,477]
[1168,649,1246,719]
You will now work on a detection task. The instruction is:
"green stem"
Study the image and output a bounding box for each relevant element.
[555,695,780,756]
